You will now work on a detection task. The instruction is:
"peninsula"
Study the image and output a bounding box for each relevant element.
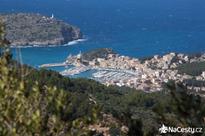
[0,13,82,46]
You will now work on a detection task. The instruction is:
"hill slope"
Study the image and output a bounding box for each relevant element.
[0,13,82,46]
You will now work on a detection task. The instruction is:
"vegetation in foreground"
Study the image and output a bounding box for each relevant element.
[0,22,205,136]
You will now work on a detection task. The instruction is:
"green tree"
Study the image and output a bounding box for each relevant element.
[154,81,205,135]
[0,22,100,136]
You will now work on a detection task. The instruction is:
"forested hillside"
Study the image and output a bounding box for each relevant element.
[0,21,205,136]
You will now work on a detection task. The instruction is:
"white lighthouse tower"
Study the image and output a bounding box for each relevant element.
[51,14,54,19]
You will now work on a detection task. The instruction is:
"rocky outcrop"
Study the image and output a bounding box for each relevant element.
[81,48,116,61]
[0,13,82,46]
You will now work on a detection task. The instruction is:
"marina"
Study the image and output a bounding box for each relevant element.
[38,50,205,92]
[60,65,91,76]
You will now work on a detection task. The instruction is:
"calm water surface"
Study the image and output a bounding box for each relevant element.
[0,0,205,69]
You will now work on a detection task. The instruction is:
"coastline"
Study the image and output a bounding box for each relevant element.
[39,49,205,93]
[10,38,88,48]
[2,13,83,48]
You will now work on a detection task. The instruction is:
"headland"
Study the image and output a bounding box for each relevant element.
[0,13,82,47]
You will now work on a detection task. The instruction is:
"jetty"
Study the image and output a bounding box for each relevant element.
[39,62,69,68]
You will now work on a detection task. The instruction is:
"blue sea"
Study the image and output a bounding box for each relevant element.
[1,0,205,70]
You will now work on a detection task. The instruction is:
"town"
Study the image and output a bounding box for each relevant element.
[40,48,205,93]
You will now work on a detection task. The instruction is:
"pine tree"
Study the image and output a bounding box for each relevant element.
[0,21,100,136]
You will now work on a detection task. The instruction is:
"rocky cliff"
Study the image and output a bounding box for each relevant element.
[0,13,82,46]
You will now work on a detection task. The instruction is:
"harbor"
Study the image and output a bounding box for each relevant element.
[60,65,91,76]
[39,49,205,92]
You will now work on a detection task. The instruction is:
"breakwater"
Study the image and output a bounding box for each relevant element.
[39,62,69,68]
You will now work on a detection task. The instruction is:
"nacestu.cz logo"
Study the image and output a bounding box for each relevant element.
[159,124,203,134]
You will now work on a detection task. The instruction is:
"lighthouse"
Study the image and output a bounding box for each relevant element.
[51,14,54,19]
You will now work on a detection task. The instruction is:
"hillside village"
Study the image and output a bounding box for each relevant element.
[41,48,205,95]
